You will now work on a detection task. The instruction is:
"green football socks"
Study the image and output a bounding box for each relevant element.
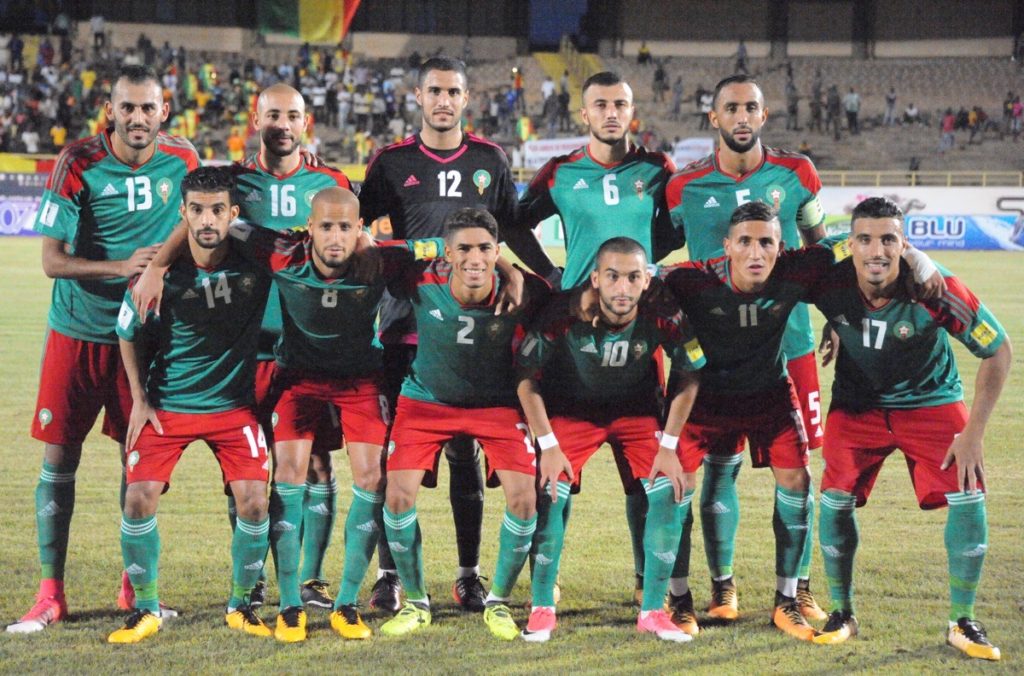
[383,505,427,602]
[121,515,160,613]
[641,477,683,611]
[490,510,537,599]
[945,491,988,622]
[269,481,305,608]
[300,478,337,582]
[336,485,382,606]
[818,490,858,613]
[700,453,743,579]
[231,516,270,609]
[36,460,77,580]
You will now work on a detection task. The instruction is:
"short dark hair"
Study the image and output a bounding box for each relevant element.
[595,236,646,268]
[115,64,160,88]
[850,196,904,227]
[712,73,762,108]
[419,56,468,88]
[443,207,498,241]
[180,166,236,203]
[728,201,778,230]
[582,71,625,97]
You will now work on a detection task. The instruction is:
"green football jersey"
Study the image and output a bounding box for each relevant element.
[661,243,838,395]
[665,146,826,359]
[516,289,706,418]
[229,222,440,379]
[518,144,678,289]
[231,155,352,360]
[116,248,271,413]
[812,262,1006,410]
[393,260,550,408]
[35,130,200,343]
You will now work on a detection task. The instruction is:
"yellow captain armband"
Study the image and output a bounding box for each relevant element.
[831,238,852,261]
[971,321,998,348]
[684,338,705,364]
[412,239,442,260]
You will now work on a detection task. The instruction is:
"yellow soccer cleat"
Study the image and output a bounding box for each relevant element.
[274,606,307,643]
[483,603,519,641]
[667,591,699,637]
[947,618,1001,661]
[331,604,372,640]
[706,578,739,621]
[772,594,819,642]
[225,604,272,638]
[813,610,858,645]
[796,581,828,622]
[380,602,430,637]
[108,609,161,644]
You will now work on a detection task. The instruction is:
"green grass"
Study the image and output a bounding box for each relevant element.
[0,239,1022,674]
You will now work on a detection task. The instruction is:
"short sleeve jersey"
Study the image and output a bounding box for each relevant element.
[35,130,200,343]
[518,144,678,289]
[358,132,519,343]
[229,223,434,379]
[231,154,352,360]
[666,147,826,360]
[116,248,271,413]
[516,290,705,418]
[811,262,1007,410]
[392,260,550,408]
[661,244,837,395]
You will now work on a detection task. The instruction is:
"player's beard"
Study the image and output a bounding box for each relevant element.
[599,295,638,324]
[116,123,158,150]
[313,244,349,269]
[193,227,225,249]
[423,108,460,134]
[589,122,627,147]
[719,126,760,153]
[262,129,299,158]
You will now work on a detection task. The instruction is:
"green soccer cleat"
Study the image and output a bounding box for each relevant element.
[483,603,519,640]
[380,602,431,637]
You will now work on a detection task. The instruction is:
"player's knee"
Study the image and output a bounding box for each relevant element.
[352,464,382,493]
[272,449,308,484]
[774,466,811,492]
[385,481,417,514]
[505,491,536,520]
[123,484,160,519]
[234,489,269,521]
[43,443,82,469]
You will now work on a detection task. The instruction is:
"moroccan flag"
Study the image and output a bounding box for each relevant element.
[258,0,361,44]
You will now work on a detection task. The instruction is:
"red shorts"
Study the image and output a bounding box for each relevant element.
[256,361,344,453]
[821,402,973,509]
[788,351,823,451]
[125,407,270,487]
[273,373,388,446]
[31,329,132,445]
[677,380,809,473]
[387,396,536,479]
[550,414,663,486]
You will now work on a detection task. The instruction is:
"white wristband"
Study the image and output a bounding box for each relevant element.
[904,247,938,283]
[537,433,559,450]
[659,432,679,449]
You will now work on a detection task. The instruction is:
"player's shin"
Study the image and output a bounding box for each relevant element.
[818,491,858,613]
[530,482,571,607]
[701,454,743,579]
[670,489,696,592]
[231,516,270,608]
[490,510,537,600]
[336,485,383,606]
[301,478,337,582]
[121,515,161,613]
[945,492,988,622]
[799,483,816,581]
[446,440,485,572]
[36,459,78,581]
[641,478,683,611]
[625,492,648,578]
[269,482,305,608]
[382,506,427,602]
[774,486,810,597]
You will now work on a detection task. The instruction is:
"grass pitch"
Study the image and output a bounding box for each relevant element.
[0,239,1021,674]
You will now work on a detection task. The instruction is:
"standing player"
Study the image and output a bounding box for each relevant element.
[665,74,827,621]
[358,56,550,613]
[108,166,273,643]
[378,208,548,640]
[7,65,199,634]
[516,237,705,643]
[516,70,679,604]
[809,197,1010,661]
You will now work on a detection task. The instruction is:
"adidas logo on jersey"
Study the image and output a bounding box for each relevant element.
[126,563,147,576]
[244,560,265,571]
[572,178,589,190]
[710,307,726,316]
[308,503,331,516]
[245,191,262,202]
[404,174,421,188]
[580,343,598,354]
[182,289,198,300]
[37,500,60,518]
[708,501,730,514]
[356,520,379,533]
[429,309,444,321]
[703,196,720,208]
[832,314,849,326]
[101,183,118,197]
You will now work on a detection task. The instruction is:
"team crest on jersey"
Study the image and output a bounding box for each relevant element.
[634,180,645,199]
[38,408,53,429]
[894,320,915,340]
[157,178,173,204]
[127,450,140,470]
[272,412,279,428]
[353,288,369,301]
[238,274,256,293]
[473,169,492,195]
[632,340,647,359]
[486,319,504,341]
[766,185,787,209]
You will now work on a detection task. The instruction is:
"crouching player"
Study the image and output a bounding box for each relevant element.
[516,237,705,643]
[109,166,273,643]
[811,197,1011,661]
[378,207,550,640]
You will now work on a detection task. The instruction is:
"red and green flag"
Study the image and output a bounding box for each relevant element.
[258,0,361,44]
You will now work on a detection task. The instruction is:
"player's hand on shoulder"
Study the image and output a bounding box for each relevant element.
[349,247,383,284]
[495,260,526,315]
[570,285,600,327]
[120,245,162,280]
[819,326,839,367]
[299,147,326,168]
[913,269,947,301]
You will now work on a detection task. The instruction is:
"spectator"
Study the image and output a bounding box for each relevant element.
[638,41,652,65]
[21,123,40,153]
[560,69,569,94]
[1002,91,1014,134]
[557,88,571,131]
[883,87,897,126]
[785,79,800,130]
[1012,96,1022,141]
[49,121,67,151]
[226,126,246,162]
[810,68,823,102]
[903,102,920,125]
[90,14,106,52]
[826,84,841,139]
[10,33,24,71]
[0,34,9,69]
[698,88,712,130]
[38,37,54,66]
[808,93,823,133]
[59,34,72,65]
[735,39,748,74]
[843,86,860,134]
[939,108,955,153]
[652,61,667,103]
[967,106,980,144]
[541,75,555,102]
[670,76,684,121]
